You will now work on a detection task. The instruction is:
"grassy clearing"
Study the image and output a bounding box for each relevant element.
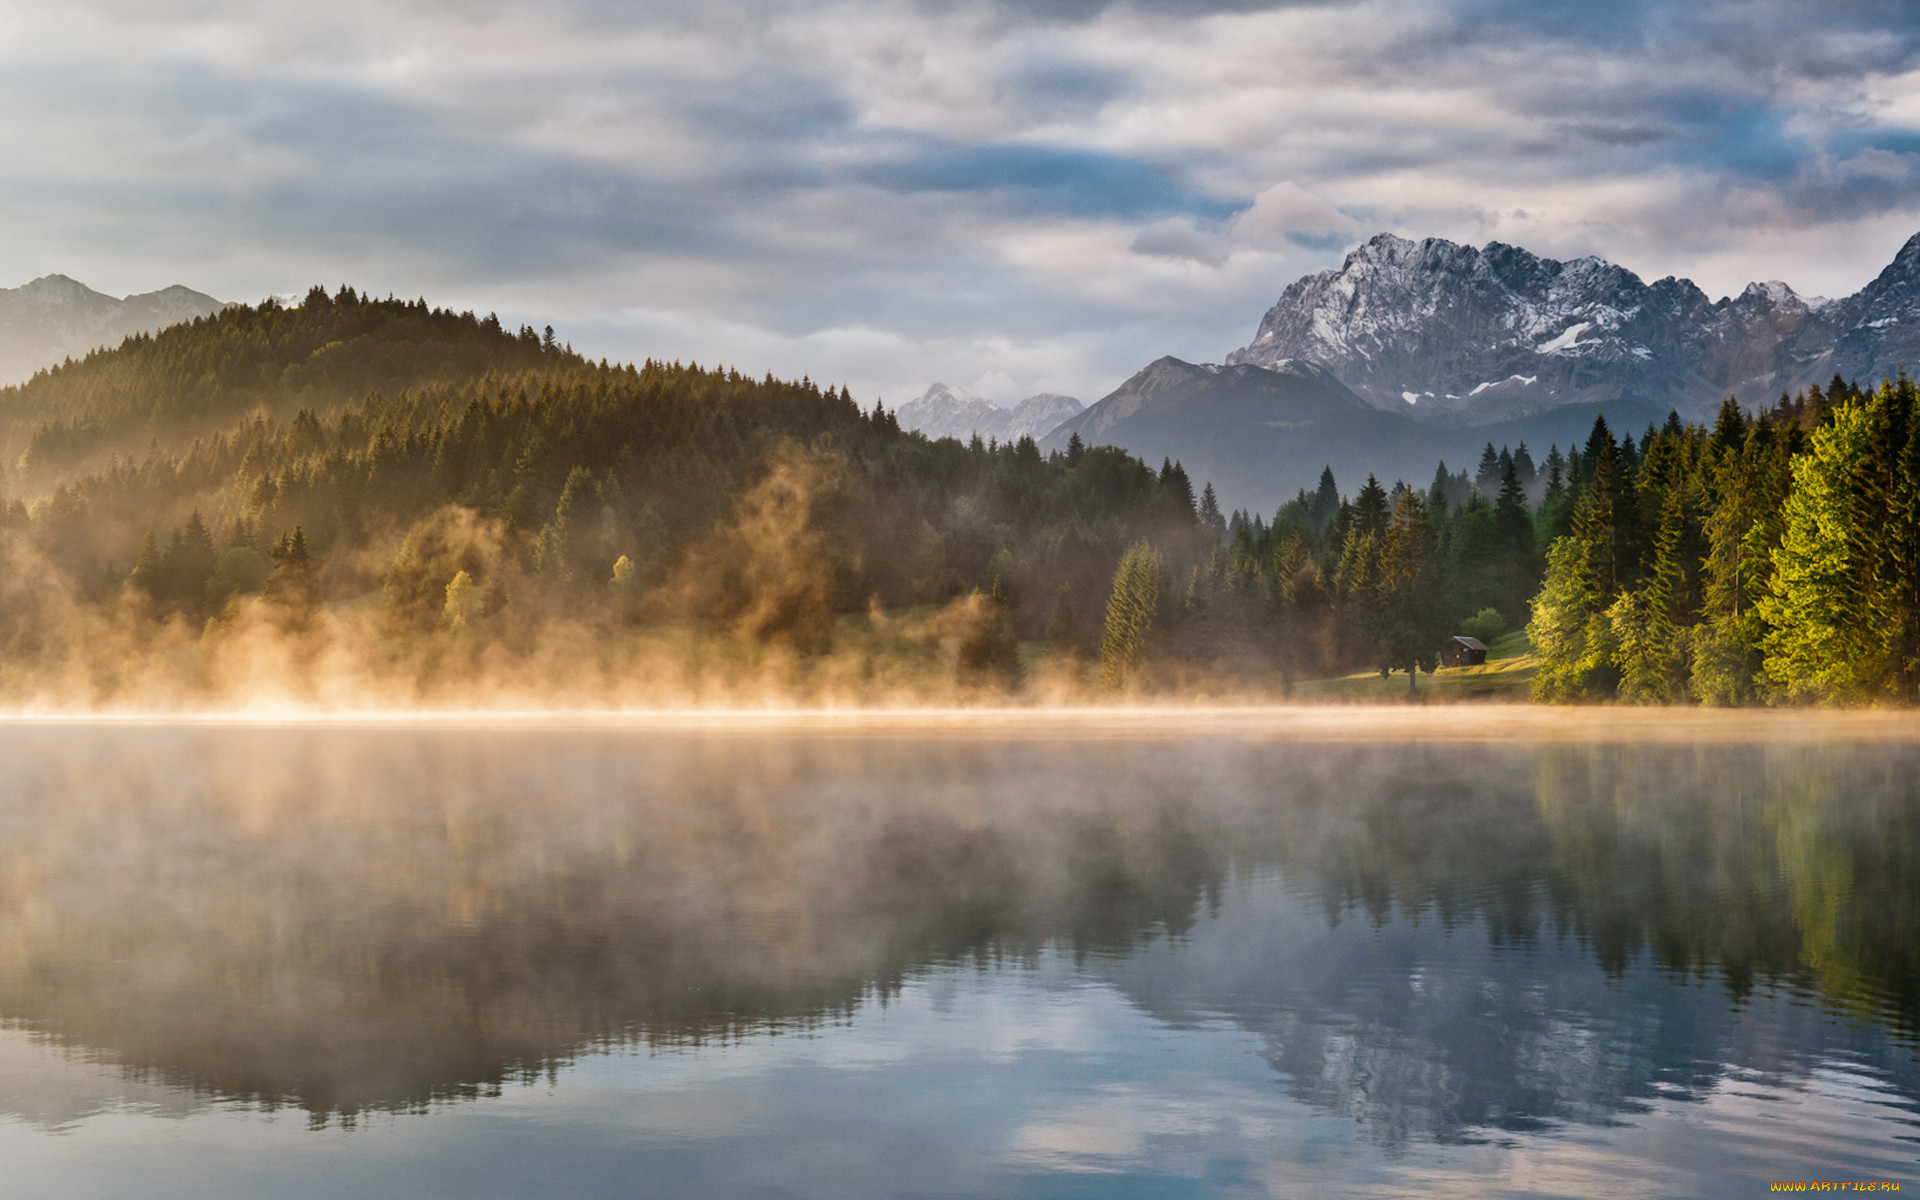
[1298,628,1539,704]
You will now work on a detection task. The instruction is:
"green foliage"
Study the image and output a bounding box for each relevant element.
[1759,383,1920,703]
[0,280,1907,707]
[1374,488,1445,689]
[442,570,483,632]
[1529,537,1616,701]
[1459,607,1505,644]
[1101,541,1163,690]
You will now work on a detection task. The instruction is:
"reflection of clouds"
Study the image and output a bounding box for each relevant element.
[1096,866,1920,1159]
[1,725,1919,1190]
[9,959,1910,1199]
[0,1034,207,1131]
[1008,1079,1286,1174]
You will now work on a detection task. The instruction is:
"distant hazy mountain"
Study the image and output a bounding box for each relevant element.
[1043,356,1665,515]
[1227,231,1920,423]
[0,274,227,384]
[896,383,1083,443]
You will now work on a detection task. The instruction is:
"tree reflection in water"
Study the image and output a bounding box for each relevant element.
[0,722,1913,1143]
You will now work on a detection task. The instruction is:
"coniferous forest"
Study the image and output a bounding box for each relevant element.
[0,284,1910,707]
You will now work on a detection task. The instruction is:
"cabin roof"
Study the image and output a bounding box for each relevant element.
[1452,636,1489,651]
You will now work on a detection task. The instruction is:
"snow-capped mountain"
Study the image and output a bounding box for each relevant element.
[1227,232,1920,422]
[896,383,1084,442]
[1001,393,1084,440]
[0,275,228,385]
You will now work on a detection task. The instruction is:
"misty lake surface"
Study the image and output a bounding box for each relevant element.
[1,713,1917,1198]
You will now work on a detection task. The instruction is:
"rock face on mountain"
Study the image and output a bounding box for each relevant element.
[896,384,1083,442]
[1044,355,1665,514]
[1228,232,1920,422]
[0,275,227,384]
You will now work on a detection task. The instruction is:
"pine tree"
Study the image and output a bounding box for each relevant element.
[1375,488,1444,693]
[1198,483,1226,539]
[1692,416,1781,704]
[128,530,162,598]
[1352,474,1389,537]
[1575,434,1625,605]
[1309,466,1340,532]
[442,569,484,631]
[537,466,593,582]
[1615,478,1701,703]
[1335,520,1384,674]
[1529,537,1614,701]
[1531,427,1631,701]
[1493,459,1535,617]
[1475,442,1501,495]
[1158,459,1197,521]
[1101,541,1163,690]
[1755,385,1920,703]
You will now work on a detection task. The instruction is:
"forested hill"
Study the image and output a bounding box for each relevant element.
[0,286,574,484]
[0,286,1233,707]
[0,283,1908,709]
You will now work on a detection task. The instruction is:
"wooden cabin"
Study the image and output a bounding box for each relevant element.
[1441,635,1489,668]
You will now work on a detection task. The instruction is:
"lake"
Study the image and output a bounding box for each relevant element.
[0,712,1915,1198]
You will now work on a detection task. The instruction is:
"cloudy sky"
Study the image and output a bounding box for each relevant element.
[5,0,1920,404]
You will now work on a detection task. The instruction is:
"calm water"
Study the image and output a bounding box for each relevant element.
[0,718,1916,1198]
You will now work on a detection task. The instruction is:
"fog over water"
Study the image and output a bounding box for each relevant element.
[1,714,1916,1197]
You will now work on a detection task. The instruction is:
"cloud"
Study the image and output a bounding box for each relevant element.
[1230,182,1360,249]
[1,0,1919,405]
[1130,218,1229,265]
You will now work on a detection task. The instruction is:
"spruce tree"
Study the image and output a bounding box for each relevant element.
[1198,483,1226,539]
[1494,460,1535,617]
[1376,489,1443,693]
[1352,474,1389,537]
[129,530,162,598]
[1310,467,1340,532]
[1756,385,1920,702]
[1100,541,1163,690]
[1615,478,1701,703]
[1475,443,1501,495]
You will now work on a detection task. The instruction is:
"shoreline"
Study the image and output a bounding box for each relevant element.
[0,704,1915,742]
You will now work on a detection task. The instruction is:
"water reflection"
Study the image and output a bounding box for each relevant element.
[0,722,1915,1164]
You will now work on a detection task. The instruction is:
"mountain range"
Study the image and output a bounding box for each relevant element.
[0,275,228,385]
[1227,231,1920,423]
[18,229,1920,520]
[895,383,1084,443]
[1036,230,1920,513]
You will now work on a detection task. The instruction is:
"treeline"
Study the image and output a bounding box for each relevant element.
[1151,443,1546,689]
[0,285,572,485]
[1527,376,1920,706]
[3,281,1913,705]
[1160,372,1920,707]
[0,286,1240,703]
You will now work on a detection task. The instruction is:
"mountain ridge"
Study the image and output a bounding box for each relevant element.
[0,274,229,385]
[1047,354,1667,514]
[1227,231,1920,422]
[895,383,1083,443]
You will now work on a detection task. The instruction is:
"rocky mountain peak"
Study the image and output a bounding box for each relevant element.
[895,382,1083,443]
[1228,231,1920,422]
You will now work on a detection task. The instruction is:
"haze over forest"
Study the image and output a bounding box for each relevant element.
[6,0,1920,708]
[0,276,1914,709]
